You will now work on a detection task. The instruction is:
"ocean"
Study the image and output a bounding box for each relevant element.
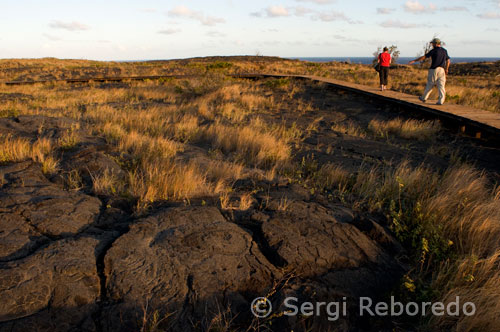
[290,57,500,64]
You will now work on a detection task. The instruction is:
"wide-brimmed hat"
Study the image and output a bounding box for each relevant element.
[431,38,441,45]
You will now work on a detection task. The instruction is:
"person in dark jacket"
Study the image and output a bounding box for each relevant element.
[378,47,391,91]
[409,38,451,105]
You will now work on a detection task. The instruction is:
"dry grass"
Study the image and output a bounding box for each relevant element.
[203,120,291,168]
[128,161,209,206]
[0,58,498,331]
[368,118,441,140]
[346,162,500,330]
[35,153,59,175]
[239,192,255,210]
[58,124,80,150]
[331,121,367,137]
[426,167,500,257]
[90,169,124,196]
[433,251,500,331]
[0,135,58,174]
[315,163,351,193]
[73,79,292,208]
[1,57,498,112]
[425,166,500,330]
[64,169,83,190]
[203,160,244,187]
[314,159,500,329]
[117,131,181,162]
[277,196,292,211]
[0,135,32,163]
[350,161,438,211]
[1,76,292,209]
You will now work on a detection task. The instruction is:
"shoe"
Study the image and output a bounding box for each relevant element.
[418,96,426,103]
[436,102,444,105]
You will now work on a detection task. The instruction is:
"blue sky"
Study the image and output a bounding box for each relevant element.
[1,0,499,60]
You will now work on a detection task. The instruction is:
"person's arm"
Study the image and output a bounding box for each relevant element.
[408,55,425,65]
[445,59,450,75]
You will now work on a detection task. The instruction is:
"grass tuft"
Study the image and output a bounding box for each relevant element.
[368,118,441,140]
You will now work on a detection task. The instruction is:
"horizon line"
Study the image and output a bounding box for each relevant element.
[1,55,499,62]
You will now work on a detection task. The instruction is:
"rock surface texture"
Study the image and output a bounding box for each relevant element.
[102,206,278,331]
[0,116,404,331]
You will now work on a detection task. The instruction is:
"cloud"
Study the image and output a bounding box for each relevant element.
[49,20,90,31]
[313,10,360,23]
[295,6,314,16]
[295,0,335,4]
[206,31,226,37]
[380,20,418,28]
[251,5,357,23]
[140,8,157,13]
[377,8,394,14]
[460,39,500,45]
[314,11,349,21]
[477,12,500,19]
[168,5,225,26]
[43,33,61,41]
[266,5,290,17]
[158,28,181,35]
[330,34,360,43]
[440,6,468,12]
[404,1,437,14]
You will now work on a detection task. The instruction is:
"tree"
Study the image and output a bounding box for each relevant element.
[372,45,400,65]
[415,42,432,67]
[415,35,445,67]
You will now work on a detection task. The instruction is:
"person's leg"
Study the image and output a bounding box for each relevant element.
[436,68,446,104]
[421,69,436,101]
[379,70,384,90]
[383,67,389,89]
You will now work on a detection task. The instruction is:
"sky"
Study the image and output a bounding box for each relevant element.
[1,0,499,60]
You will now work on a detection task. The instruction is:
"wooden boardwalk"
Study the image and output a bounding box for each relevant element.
[2,75,192,85]
[3,73,500,138]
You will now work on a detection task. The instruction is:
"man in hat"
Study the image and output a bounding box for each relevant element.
[408,38,450,105]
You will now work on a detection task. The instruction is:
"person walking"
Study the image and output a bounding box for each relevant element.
[378,47,391,91]
[408,38,450,105]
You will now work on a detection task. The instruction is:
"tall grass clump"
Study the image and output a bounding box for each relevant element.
[0,135,58,174]
[368,118,441,140]
[314,163,351,195]
[314,160,499,330]
[0,135,32,163]
[351,162,499,330]
[203,120,291,168]
[425,166,500,330]
[128,161,209,209]
[331,121,367,137]
[90,169,124,196]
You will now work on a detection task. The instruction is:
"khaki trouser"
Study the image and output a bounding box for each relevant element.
[422,67,446,104]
